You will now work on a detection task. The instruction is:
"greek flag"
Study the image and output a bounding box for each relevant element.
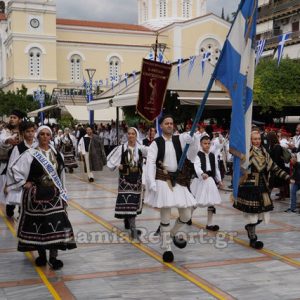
[188,56,196,76]
[201,51,211,76]
[177,58,183,80]
[213,0,258,198]
[158,51,164,63]
[148,50,154,61]
[277,33,290,66]
[255,39,265,66]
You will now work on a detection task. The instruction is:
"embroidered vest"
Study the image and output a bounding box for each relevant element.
[198,151,216,178]
[154,135,182,168]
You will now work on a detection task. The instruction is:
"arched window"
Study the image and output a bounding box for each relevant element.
[159,0,167,18]
[29,47,42,78]
[182,0,191,18]
[199,38,221,65]
[109,56,120,82]
[70,54,82,82]
[143,1,148,22]
[0,1,5,14]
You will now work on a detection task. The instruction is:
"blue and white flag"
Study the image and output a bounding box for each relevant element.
[201,51,211,76]
[124,73,129,87]
[177,58,183,80]
[158,51,164,63]
[148,50,154,61]
[132,70,137,81]
[83,76,88,89]
[156,111,163,137]
[277,33,290,66]
[213,0,258,199]
[255,39,265,66]
[188,56,196,76]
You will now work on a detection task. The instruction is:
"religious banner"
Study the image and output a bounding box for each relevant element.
[137,59,172,122]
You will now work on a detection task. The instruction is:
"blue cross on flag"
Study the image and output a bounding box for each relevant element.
[277,33,291,66]
[201,51,211,76]
[213,0,258,199]
[255,39,266,66]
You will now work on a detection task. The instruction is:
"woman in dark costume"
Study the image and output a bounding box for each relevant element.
[267,131,289,200]
[234,131,290,250]
[59,128,78,173]
[7,126,76,270]
[107,127,147,239]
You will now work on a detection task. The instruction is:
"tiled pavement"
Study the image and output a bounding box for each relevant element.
[1,167,300,300]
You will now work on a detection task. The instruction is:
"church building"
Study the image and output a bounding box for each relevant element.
[0,0,230,95]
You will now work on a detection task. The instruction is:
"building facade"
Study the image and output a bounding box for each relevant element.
[257,0,300,58]
[0,0,230,96]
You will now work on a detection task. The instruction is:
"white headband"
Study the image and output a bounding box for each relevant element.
[37,125,52,137]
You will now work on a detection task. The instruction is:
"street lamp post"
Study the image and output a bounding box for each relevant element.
[36,85,46,125]
[85,68,96,127]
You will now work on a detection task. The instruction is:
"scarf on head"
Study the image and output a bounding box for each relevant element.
[250,146,273,173]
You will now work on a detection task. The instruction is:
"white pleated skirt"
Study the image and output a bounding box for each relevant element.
[144,179,197,208]
[190,177,222,207]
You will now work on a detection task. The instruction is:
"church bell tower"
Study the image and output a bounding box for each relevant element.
[137,0,207,30]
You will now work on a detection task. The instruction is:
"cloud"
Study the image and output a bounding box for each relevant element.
[56,0,240,23]
[56,0,138,23]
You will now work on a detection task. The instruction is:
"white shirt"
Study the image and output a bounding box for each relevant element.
[193,151,221,183]
[293,135,300,149]
[145,133,198,188]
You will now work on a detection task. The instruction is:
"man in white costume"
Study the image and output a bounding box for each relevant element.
[145,115,197,263]
[0,110,24,217]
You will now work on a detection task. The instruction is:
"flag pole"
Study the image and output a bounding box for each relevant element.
[176,0,244,172]
[177,74,215,171]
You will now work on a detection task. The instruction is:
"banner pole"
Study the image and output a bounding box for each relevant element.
[177,75,216,171]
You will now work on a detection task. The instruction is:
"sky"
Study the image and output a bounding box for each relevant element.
[56,0,240,23]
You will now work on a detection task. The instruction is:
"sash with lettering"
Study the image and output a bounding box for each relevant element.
[137,59,172,122]
[29,149,68,202]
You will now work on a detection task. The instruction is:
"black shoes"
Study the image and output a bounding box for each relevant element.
[206,225,220,232]
[162,251,174,263]
[6,205,15,218]
[35,256,47,267]
[284,208,297,213]
[48,258,64,270]
[172,236,187,249]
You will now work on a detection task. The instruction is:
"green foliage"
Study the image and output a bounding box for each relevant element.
[253,58,300,112]
[57,115,77,129]
[0,85,39,117]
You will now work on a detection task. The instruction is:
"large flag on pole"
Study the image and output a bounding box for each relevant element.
[277,33,291,66]
[213,0,258,199]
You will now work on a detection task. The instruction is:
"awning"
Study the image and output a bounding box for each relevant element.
[27,105,58,117]
[177,91,232,108]
[64,105,123,122]
[113,93,138,107]
[87,97,112,111]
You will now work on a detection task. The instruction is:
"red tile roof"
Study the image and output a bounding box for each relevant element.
[56,18,152,32]
[0,13,6,21]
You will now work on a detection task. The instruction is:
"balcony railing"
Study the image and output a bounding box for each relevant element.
[258,0,300,21]
[263,30,300,49]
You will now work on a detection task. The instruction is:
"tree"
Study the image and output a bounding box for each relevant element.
[221,7,225,20]
[253,58,300,112]
[0,85,39,117]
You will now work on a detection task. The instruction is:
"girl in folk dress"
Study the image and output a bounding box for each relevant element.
[107,127,147,239]
[234,131,290,249]
[190,135,224,231]
[7,126,76,270]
